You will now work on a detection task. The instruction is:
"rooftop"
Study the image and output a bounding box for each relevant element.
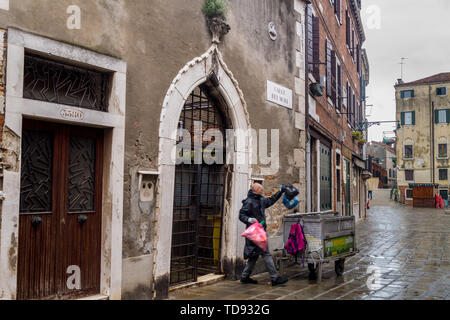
[369,141,396,154]
[395,72,450,87]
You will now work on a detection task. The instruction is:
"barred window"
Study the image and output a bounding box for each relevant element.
[439,169,448,181]
[405,170,414,181]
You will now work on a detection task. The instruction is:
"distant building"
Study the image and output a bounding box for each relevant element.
[367,141,397,188]
[395,73,450,207]
[367,154,387,189]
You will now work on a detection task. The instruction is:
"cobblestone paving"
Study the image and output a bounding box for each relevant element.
[170,193,450,300]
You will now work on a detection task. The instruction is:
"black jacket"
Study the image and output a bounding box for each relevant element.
[239,189,283,259]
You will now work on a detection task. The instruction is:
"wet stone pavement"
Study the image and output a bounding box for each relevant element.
[170,191,450,300]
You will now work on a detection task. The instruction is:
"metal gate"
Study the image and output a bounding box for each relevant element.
[320,143,332,211]
[170,86,226,286]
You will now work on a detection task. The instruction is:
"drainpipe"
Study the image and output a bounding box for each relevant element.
[430,85,435,186]
[305,3,311,213]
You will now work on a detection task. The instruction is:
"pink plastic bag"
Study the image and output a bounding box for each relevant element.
[241,222,268,252]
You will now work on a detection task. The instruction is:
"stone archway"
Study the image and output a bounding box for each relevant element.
[153,45,251,299]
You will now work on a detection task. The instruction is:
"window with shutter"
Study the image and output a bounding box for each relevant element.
[437,110,447,124]
[401,90,414,98]
[438,144,448,158]
[439,169,448,181]
[335,0,342,24]
[403,111,414,125]
[306,4,313,73]
[331,51,337,104]
[346,10,350,47]
[357,45,360,73]
[405,170,414,181]
[437,87,447,96]
[352,92,356,127]
[347,83,351,125]
[337,65,342,111]
[326,40,332,98]
[312,16,320,81]
[404,145,413,159]
[351,29,355,59]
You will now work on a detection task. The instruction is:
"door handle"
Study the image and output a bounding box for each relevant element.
[31,216,42,228]
[78,215,88,225]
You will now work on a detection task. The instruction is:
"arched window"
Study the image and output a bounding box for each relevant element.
[170,85,228,286]
[403,138,414,159]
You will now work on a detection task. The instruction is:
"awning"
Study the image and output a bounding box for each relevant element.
[353,157,366,169]
[362,170,372,180]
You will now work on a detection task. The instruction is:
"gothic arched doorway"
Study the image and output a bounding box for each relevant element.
[169,85,229,285]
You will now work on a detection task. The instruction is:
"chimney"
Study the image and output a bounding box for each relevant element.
[397,78,404,84]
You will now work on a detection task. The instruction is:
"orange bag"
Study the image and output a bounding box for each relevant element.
[241,221,268,252]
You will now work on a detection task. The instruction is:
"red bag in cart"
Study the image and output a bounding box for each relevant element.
[241,221,268,252]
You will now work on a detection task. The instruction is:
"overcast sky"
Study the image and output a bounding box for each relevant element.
[361,0,450,142]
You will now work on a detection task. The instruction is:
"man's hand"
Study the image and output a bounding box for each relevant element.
[248,218,257,224]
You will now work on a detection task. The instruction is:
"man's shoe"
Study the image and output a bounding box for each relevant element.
[240,277,258,284]
[272,276,288,286]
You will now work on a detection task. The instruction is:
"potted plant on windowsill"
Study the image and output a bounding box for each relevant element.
[203,0,230,44]
[352,131,362,140]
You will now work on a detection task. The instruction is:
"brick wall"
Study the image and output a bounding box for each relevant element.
[310,0,363,147]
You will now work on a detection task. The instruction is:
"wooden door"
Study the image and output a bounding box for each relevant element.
[17,119,103,300]
[413,186,434,208]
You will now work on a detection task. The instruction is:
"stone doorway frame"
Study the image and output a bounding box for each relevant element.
[0,28,127,300]
[154,45,251,299]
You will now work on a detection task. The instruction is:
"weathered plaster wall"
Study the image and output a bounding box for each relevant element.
[0,0,305,299]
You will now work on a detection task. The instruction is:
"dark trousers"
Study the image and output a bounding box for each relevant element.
[241,245,279,281]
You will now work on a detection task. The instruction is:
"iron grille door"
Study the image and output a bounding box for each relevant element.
[170,86,226,286]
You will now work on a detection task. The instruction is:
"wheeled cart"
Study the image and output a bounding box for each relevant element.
[276,212,358,282]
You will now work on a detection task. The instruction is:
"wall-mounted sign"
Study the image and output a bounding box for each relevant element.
[60,108,85,121]
[267,80,293,109]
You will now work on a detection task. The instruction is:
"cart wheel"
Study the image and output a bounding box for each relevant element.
[335,259,345,276]
[308,263,318,280]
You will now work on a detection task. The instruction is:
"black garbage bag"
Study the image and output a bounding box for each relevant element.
[284,184,299,201]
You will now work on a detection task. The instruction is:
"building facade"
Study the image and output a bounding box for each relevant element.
[0,0,370,301]
[304,0,369,221]
[395,73,450,206]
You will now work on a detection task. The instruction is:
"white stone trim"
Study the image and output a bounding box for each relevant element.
[153,44,251,298]
[0,28,126,300]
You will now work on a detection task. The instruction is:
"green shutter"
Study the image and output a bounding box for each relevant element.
[412,111,415,125]
[401,112,405,125]
[447,109,450,123]
[411,90,414,98]
[435,110,439,124]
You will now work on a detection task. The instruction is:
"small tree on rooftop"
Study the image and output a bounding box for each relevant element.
[202,0,230,44]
